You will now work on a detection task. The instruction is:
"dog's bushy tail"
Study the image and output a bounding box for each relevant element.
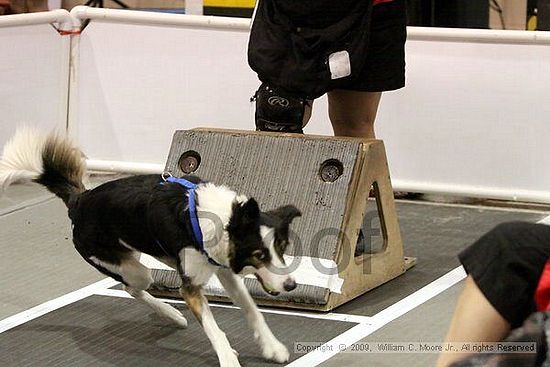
[0,128,87,205]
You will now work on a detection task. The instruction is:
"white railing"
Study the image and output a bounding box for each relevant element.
[86,160,164,174]
[391,180,550,205]
[70,5,249,31]
[0,8,74,31]
[408,26,550,44]
[3,7,550,202]
[69,6,550,44]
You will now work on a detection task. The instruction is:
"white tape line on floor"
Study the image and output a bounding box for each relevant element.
[94,288,372,324]
[537,214,550,225]
[0,278,119,334]
[286,266,467,367]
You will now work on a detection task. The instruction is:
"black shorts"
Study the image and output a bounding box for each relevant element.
[332,0,407,93]
[459,222,550,328]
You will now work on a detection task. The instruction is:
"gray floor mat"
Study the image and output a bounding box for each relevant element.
[0,295,356,367]
[2,180,549,367]
[321,283,465,367]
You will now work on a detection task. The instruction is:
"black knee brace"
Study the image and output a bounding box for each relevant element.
[252,83,309,134]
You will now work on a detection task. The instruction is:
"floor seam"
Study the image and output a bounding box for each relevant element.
[0,194,56,218]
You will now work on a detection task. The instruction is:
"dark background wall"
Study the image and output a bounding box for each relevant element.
[407,0,489,28]
[538,0,550,30]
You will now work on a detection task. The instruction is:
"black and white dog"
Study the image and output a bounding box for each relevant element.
[0,129,301,367]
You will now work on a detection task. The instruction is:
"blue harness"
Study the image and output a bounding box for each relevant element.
[161,176,227,268]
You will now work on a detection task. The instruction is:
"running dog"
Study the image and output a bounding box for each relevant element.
[0,128,301,367]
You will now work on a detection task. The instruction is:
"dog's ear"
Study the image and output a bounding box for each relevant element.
[241,198,260,223]
[229,198,260,231]
[269,205,301,225]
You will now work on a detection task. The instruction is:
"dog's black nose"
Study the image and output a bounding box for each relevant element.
[283,278,297,292]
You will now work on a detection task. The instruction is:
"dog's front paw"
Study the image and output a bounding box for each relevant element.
[262,340,290,364]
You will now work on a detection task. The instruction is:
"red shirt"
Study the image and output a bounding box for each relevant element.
[536,260,550,310]
[373,0,394,4]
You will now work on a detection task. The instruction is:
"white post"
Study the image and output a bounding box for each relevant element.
[489,0,528,30]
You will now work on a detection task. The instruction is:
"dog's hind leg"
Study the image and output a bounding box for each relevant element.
[125,285,188,329]
[89,253,188,328]
[216,268,290,364]
[121,255,188,329]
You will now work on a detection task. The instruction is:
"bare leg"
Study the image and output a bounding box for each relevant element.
[436,276,511,367]
[179,278,241,367]
[327,90,382,138]
[217,269,290,363]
